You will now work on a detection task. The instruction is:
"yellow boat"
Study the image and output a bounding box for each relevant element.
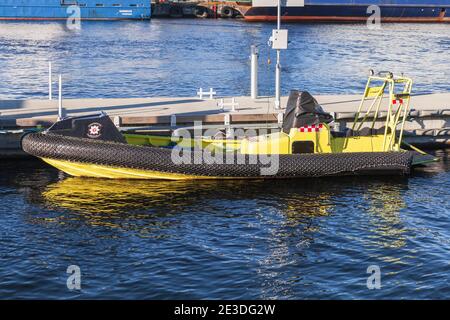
[22,72,437,180]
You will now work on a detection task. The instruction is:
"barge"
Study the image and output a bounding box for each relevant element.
[240,0,450,23]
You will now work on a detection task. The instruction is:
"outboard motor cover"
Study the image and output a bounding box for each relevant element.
[282,90,333,133]
[46,112,126,143]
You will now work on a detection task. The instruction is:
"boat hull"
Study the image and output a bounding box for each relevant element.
[22,133,414,180]
[242,4,449,23]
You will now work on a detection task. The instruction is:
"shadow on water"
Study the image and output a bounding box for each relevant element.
[409,149,449,177]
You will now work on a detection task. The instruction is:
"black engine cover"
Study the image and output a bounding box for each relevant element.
[46,113,126,144]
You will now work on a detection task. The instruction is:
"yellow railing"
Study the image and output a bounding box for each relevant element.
[350,71,412,152]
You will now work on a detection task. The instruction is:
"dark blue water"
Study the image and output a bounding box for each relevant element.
[0,20,449,99]
[0,20,449,299]
[0,151,449,299]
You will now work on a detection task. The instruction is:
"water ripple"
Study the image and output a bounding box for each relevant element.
[0,21,449,99]
[0,152,448,299]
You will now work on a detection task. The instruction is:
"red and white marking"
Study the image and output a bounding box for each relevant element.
[392,99,404,105]
[298,124,324,133]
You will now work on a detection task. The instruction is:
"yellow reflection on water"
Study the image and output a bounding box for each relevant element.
[364,182,408,252]
[41,176,337,235]
[43,177,195,214]
[42,177,213,232]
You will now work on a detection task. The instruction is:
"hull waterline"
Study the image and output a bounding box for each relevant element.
[241,3,449,23]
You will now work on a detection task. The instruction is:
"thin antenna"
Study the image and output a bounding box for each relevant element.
[58,74,64,120]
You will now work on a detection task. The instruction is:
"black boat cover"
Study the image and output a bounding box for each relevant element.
[282,90,333,133]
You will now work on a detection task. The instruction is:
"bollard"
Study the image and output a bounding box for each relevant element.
[250,45,259,100]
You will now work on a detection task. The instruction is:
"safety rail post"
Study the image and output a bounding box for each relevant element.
[217,98,239,112]
[382,79,395,151]
[48,62,52,100]
[197,88,217,100]
[397,78,413,149]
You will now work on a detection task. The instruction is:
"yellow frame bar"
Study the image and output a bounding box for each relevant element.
[349,73,412,152]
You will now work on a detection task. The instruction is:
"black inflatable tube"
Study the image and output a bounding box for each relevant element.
[22,133,413,178]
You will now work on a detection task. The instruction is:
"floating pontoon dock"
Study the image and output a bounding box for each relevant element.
[1,93,449,157]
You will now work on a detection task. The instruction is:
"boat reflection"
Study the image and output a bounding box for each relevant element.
[365,182,408,251]
[43,177,198,214]
[41,175,412,229]
[42,176,339,225]
[38,174,416,298]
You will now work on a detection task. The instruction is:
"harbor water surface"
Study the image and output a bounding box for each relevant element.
[0,153,449,299]
[0,20,449,99]
[0,20,449,299]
